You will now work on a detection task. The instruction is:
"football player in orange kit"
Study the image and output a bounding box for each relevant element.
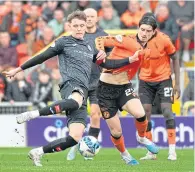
[95,14,159,165]
[96,12,180,162]
[138,13,180,161]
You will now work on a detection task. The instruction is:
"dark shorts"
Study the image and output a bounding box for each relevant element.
[139,78,173,105]
[97,81,139,119]
[59,81,88,127]
[88,89,98,104]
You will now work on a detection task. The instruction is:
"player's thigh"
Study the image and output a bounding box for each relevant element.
[142,104,153,121]
[97,81,120,120]
[139,79,156,105]
[105,115,122,137]
[122,98,145,118]
[157,78,173,104]
[90,104,101,117]
[117,83,144,118]
[59,82,87,106]
[88,89,101,116]
[88,89,98,105]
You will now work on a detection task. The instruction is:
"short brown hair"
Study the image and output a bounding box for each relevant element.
[67,10,87,23]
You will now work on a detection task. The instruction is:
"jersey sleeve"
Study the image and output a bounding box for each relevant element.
[21,37,65,70]
[163,35,176,55]
[95,35,126,51]
[51,37,65,53]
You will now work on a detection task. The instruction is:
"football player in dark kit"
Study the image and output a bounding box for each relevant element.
[67,8,111,161]
[3,10,139,166]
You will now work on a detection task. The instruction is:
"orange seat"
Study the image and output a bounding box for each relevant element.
[16,43,28,57]
[18,56,30,66]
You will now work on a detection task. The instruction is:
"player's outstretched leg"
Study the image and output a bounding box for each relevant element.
[16,110,40,124]
[28,147,44,167]
[135,116,159,154]
[111,135,139,166]
[29,135,78,166]
[66,104,101,161]
[16,98,81,124]
[67,144,78,161]
[139,121,157,160]
[136,132,159,154]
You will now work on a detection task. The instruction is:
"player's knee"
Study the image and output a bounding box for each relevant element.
[162,108,174,120]
[144,107,151,116]
[134,110,145,118]
[166,119,176,129]
[90,111,101,120]
[71,92,83,108]
[70,132,83,142]
[110,129,122,138]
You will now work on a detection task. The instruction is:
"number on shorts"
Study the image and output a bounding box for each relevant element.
[125,88,134,96]
[164,87,173,97]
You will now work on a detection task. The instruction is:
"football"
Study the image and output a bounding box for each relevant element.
[78,136,101,158]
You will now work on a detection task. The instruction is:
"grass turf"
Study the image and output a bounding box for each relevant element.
[0,148,193,172]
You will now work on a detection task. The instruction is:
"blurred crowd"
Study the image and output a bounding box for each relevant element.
[0,0,194,115]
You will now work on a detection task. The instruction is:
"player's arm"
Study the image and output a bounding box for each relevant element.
[95,35,126,51]
[2,38,64,78]
[171,53,180,98]
[164,35,180,98]
[93,50,141,69]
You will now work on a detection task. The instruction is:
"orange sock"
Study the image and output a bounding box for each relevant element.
[110,135,126,153]
[135,118,148,137]
[145,131,153,141]
[167,129,176,144]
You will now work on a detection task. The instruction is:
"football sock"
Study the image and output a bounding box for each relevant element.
[146,121,153,141]
[135,115,148,137]
[39,99,79,116]
[43,135,78,153]
[166,119,176,145]
[88,127,100,139]
[110,135,126,153]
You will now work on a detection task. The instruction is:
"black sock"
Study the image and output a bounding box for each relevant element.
[111,134,121,140]
[136,115,147,122]
[43,135,78,153]
[146,121,152,132]
[166,119,176,129]
[39,99,79,116]
[88,127,100,138]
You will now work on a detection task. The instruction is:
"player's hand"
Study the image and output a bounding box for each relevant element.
[129,50,142,63]
[2,67,22,79]
[96,50,106,61]
[174,84,181,99]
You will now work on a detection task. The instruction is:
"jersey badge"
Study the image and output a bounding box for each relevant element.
[50,42,55,47]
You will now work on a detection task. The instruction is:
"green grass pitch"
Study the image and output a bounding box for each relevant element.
[0,148,193,172]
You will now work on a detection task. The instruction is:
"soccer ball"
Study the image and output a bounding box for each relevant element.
[78,136,101,158]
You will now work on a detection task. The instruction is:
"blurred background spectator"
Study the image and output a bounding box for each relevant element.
[51,68,61,101]
[0,31,18,68]
[182,71,194,104]
[0,66,7,102]
[31,70,53,109]
[6,71,32,102]
[168,0,194,62]
[42,1,58,22]
[121,0,145,29]
[48,8,65,37]
[155,3,179,44]
[99,5,121,29]
[1,2,27,46]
